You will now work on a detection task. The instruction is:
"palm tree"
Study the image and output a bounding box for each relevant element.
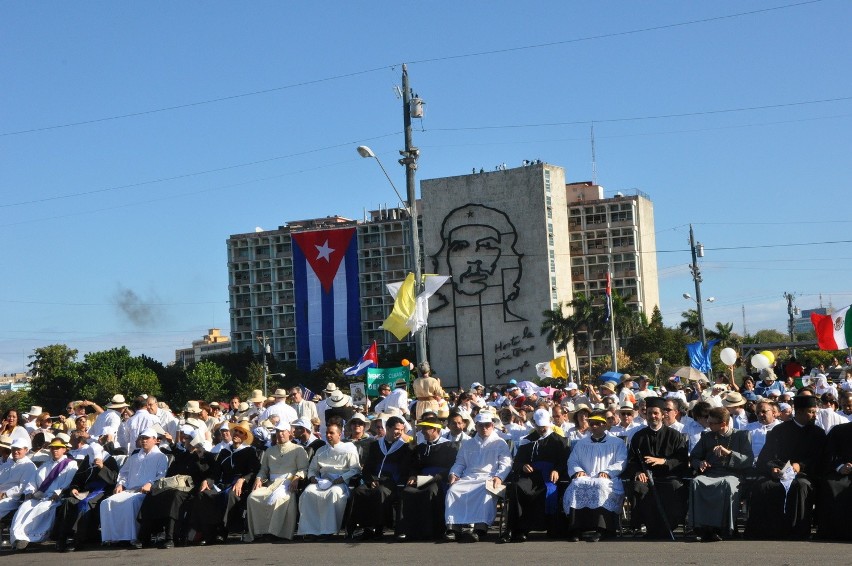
[540,304,576,376]
[707,321,736,347]
[565,293,605,378]
[611,292,645,340]
[679,309,704,337]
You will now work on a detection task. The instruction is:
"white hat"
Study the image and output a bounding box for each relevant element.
[106,394,129,409]
[138,428,158,439]
[619,401,635,411]
[271,389,288,398]
[533,408,552,427]
[323,382,339,394]
[566,382,579,391]
[184,400,202,414]
[327,389,351,408]
[10,437,29,449]
[474,412,494,424]
[28,405,43,417]
[274,421,291,431]
[248,389,266,403]
[349,413,368,423]
[292,417,313,430]
[471,382,483,389]
[101,426,117,437]
[778,402,792,412]
[180,424,196,436]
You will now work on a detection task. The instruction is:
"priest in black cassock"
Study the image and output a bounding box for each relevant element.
[52,444,120,551]
[396,414,459,541]
[348,416,411,540]
[816,419,852,540]
[744,394,825,540]
[188,422,260,544]
[625,396,689,538]
[503,408,569,542]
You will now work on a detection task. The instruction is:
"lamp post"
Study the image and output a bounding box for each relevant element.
[682,292,715,349]
[256,333,270,397]
[356,65,426,365]
[687,224,708,349]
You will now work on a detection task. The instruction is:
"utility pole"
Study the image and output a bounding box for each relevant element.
[688,225,707,349]
[256,333,270,397]
[784,292,797,357]
[400,64,427,366]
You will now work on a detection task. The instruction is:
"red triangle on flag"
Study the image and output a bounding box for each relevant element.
[292,228,356,293]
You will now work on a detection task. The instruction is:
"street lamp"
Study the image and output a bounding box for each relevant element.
[683,293,715,303]
[687,224,708,349]
[355,65,426,365]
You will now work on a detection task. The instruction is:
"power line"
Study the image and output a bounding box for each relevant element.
[0,132,400,209]
[428,95,852,132]
[1,0,824,138]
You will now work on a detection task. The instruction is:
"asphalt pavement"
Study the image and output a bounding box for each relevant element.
[0,536,847,566]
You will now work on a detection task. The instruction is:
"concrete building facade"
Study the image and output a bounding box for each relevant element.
[421,163,574,389]
[175,328,232,367]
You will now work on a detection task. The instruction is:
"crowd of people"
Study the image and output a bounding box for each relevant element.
[1,358,851,552]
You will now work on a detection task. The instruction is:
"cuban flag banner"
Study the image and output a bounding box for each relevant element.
[343,340,379,376]
[292,228,362,371]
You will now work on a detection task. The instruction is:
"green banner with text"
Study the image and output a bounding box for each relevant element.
[366,366,410,395]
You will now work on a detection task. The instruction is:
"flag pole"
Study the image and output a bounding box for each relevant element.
[608,270,618,372]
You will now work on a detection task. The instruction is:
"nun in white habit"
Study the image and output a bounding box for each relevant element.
[444,412,512,541]
[100,428,168,545]
[10,434,78,549]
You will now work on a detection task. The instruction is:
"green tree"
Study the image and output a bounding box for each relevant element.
[78,347,159,404]
[751,329,788,344]
[183,360,229,402]
[565,293,606,377]
[540,304,577,375]
[679,309,704,338]
[27,344,81,414]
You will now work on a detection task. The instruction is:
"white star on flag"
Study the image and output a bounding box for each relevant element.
[314,240,335,262]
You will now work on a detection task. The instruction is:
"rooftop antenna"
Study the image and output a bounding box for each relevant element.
[742,304,747,336]
[590,123,597,185]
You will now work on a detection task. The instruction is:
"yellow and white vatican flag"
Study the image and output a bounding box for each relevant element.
[382,273,450,340]
[535,356,569,379]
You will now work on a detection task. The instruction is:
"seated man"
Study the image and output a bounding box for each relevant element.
[397,414,459,541]
[444,412,512,543]
[688,406,753,542]
[189,422,259,544]
[297,419,361,539]
[817,419,852,540]
[137,426,216,548]
[625,396,689,539]
[10,434,78,550]
[245,421,308,542]
[348,416,411,540]
[745,395,825,540]
[505,408,569,542]
[0,438,37,520]
[53,440,120,551]
[562,413,627,542]
[100,428,168,547]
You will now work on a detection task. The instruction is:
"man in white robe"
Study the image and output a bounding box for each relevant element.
[444,412,512,542]
[88,394,126,439]
[0,438,37,518]
[100,428,168,547]
[297,421,361,538]
[374,379,410,418]
[258,389,298,426]
[562,414,627,542]
[118,397,157,454]
[245,421,309,541]
[10,434,78,549]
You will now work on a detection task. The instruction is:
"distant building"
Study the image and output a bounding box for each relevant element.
[175,328,232,367]
[566,182,660,357]
[794,307,827,335]
[226,209,417,366]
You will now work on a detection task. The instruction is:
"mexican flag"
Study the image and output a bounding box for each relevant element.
[811,306,852,350]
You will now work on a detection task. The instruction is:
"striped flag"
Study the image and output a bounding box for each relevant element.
[343,341,379,376]
[811,306,852,350]
[604,272,612,323]
[301,386,315,401]
[292,227,362,371]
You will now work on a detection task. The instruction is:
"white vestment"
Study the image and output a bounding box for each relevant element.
[259,402,299,426]
[562,433,627,514]
[0,456,37,517]
[10,456,77,544]
[245,442,309,541]
[100,446,168,542]
[89,409,121,439]
[297,442,360,536]
[445,433,511,527]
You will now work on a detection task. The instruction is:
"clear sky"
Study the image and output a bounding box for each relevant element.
[2,1,850,374]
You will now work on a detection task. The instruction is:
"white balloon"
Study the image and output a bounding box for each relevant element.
[751,353,770,370]
[720,347,737,366]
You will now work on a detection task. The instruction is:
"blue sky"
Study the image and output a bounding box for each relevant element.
[1,1,850,373]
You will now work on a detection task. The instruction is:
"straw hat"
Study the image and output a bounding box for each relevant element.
[722,391,746,408]
[106,394,129,409]
[230,422,255,446]
[184,400,202,414]
[327,389,351,408]
[248,389,266,403]
[271,388,288,399]
[323,383,339,394]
